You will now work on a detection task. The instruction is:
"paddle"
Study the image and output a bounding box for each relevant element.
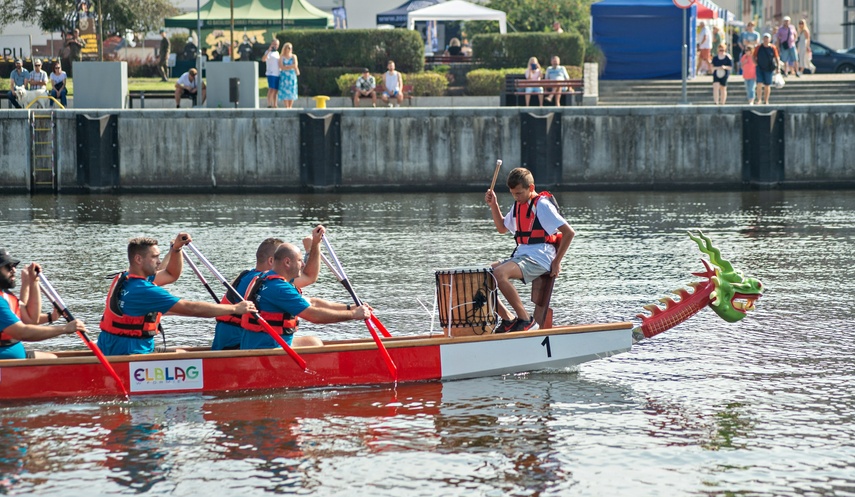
[182,251,220,302]
[36,269,130,399]
[321,234,398,380]
[490,159,503,191]
[183,242,308,371]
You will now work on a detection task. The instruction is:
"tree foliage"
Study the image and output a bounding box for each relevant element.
[475,0,592,37]
[0,0,178,33]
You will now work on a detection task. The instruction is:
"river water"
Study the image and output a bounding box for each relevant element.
[0,190,852,496]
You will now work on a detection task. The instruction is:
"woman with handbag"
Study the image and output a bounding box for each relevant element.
[754,33,780,105]
[711,44,733,105]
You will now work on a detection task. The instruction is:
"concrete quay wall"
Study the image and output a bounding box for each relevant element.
[0,104,853,193]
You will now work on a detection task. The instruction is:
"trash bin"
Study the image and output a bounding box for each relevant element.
[313,96,330,109]
[229,78,240,107]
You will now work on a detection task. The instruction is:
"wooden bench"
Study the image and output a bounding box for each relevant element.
[512,78,584,106]
[128,90,203,108]
[425,55,472,64]
[350,83,413,107]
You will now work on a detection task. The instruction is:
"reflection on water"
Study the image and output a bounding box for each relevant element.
[1,190,854,496]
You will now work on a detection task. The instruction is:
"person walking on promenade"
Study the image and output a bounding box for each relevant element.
[277,42,299,109]
[776,16,798,77]
[484,167,575,333]
[157,29,170,82]
[712,43,733,105]
[796,19,812,75]
[0,249,87,360]
[524,57,543,107]
[754,33,779,105]
[239,242,372,350]
[697,21,712,75]
[740,45,758,105]
[262,39,281,108]
[97,233,256,356]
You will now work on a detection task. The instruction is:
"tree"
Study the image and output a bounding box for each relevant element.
[0,0,178,33]
[476,0,592,37]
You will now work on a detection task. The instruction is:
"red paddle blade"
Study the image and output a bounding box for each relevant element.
[258,315,308,370]
[365,319,397,380]
[370,314,393,338]
[79,331,130,398]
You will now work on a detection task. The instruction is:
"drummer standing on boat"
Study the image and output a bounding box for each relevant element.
[485,167,576,333]
[0,249,87,359]
[97,234,257,356]
[212,226,325,350]
[240,241,371,350]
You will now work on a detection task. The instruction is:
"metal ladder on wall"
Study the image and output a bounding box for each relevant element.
[29,109,57,193]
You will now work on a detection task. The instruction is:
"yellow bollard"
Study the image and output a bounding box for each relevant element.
[313,95,330,109]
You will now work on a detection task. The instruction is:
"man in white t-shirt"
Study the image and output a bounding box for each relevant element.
[174,68,206,108]
[261,39,281,108]
[697,21,712,75]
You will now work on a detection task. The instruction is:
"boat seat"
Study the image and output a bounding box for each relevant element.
[531,274,555,329]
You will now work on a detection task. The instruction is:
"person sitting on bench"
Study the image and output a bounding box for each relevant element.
[174,68,206,108]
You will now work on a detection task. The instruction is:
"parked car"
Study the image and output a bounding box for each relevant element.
[809,41,855,73]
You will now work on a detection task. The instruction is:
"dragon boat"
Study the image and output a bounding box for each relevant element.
[0,232,763,402]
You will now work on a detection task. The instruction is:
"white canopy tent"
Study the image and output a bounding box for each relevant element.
[406,0,507,34]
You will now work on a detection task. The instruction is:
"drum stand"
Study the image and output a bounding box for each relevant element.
[531,274,556,329]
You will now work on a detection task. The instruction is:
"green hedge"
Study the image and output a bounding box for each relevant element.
[466,66,583,96]
[336,72,448,97]
[471,32,585,69]
[275,29,424,73]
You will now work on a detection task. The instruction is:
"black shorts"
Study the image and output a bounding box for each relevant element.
[713,73,729,86]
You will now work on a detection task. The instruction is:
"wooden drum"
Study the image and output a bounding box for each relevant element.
[435,267,498,337]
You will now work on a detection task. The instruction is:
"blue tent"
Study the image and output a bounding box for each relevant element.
[591,0,696,80]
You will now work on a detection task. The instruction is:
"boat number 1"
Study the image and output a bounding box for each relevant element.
[541,337,552,357]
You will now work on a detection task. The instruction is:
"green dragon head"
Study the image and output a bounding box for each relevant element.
[688,231,764,323]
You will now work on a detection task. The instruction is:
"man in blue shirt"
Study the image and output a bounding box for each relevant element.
[213,226,326,350]
[97,233,256,356]
[7,59,29,109]
[240,241,371,350]
[0,248,87,360]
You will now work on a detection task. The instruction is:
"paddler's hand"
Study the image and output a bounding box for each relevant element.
[63,319,86,335]
[20,263,40,287]
[311,225,325,244]
[171,232,192,251]
[352,304,372,321]
[484,189,498,206]
[234,300,257,315]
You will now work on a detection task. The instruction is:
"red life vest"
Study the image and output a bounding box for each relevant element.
[0,290,22,347]
[99,273,162,338]
[215,269,252,326]
[240,273,298,335]
[513,191,563,247]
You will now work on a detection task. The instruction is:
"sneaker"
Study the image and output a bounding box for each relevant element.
[512,317,539,332]
[495,319,517,334]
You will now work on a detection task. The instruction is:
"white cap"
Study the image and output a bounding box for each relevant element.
[783,16,791,21]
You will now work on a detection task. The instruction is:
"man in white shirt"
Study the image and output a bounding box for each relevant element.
[380,60,404,107]
[697,21,712,75]
[174,68,206,108]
